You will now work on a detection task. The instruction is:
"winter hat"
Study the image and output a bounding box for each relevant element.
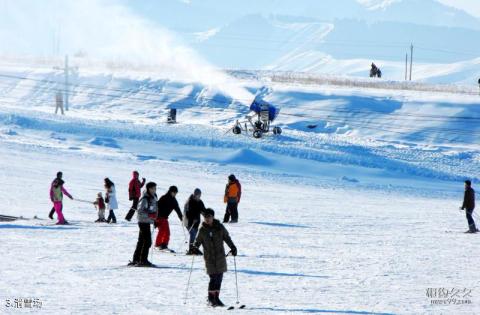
[228,174,236,181]
[133,171,139,177]
[56,171,63,179]
[465,180,472,187]
[203,208,215,217]
[146,182,157,190]
[97,192,103,197]
[169,186,178,193]
[194,188,202,196]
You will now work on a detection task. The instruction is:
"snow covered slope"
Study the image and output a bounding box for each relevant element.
[0,64,479,313]
[0,59,479,183]
[0,51,480,314]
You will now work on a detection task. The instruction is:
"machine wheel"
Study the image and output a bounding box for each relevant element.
[273,126,282,135]
[233,126,241,134]
[253,130,262,139]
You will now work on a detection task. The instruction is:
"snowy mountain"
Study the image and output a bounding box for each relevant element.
[128,0,480,30]
[1,0,479,84]
[123,0,480,83]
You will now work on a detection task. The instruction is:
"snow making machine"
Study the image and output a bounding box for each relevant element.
[232,96,282,138]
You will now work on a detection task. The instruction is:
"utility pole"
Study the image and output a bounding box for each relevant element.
[409,43,413,81]
[64,55,69,111]
[405,53,408,81]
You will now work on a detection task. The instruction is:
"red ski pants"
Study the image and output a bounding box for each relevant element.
[155,218,170,247]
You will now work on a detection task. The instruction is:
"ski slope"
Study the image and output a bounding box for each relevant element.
[0,62,479,314]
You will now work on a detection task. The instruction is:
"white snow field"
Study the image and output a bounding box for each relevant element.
[0,64,479,315]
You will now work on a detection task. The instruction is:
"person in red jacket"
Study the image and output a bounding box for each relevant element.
[125,171,146,221]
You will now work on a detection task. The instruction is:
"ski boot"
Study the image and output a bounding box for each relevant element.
[208,292,217,307]
[215,291,225,307]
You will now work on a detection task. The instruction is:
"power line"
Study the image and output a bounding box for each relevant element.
[2,72,480,123]
[1,75,480,133]
[1,81,479,142]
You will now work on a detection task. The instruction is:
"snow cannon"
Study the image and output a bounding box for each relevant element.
[232,96,282,139]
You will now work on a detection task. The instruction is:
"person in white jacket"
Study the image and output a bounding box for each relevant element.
[104,178,118,224]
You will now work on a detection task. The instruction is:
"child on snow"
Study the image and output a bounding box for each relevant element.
[93,192,107,223]
[193,208,237,307]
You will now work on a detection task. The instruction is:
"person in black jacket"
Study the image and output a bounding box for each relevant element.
[185,188,206,255]
[193,208,237,307]
[154,186,183,250]
[460,180,477,233]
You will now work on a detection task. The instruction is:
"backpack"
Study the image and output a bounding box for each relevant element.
[182,197,190,228]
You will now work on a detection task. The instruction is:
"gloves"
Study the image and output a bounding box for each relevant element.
[230,246,237,257]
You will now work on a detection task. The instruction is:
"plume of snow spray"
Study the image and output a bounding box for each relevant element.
[0,0,253,104]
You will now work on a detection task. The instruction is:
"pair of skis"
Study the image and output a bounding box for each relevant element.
[0,214,43,221]
[227,304,246,310]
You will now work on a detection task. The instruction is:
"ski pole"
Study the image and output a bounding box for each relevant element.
[184,255,195,305]
[234,255,240,305]
[73,198,93,204]
[182,224,188,244]
[185,220,198,245]
[150,224,154,263]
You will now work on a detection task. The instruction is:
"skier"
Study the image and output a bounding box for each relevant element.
[223,174,241,223]
[155,186,183,251]
[49,172,73,225]
[370,63,381,78]
[130,182,158,267]
[460,180,477,233]
[185,188,206,255]
[125,171,146,222]
[48,171,63,220]
[104,178,118,224]
[93,192,107,223]
[55,92,64,115]
[193,208,237,307]
[478,78,480,96]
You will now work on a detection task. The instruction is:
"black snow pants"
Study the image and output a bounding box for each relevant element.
[466,209,477,231]
[223,201,238,223]
[208,273,224,291]
[125,198,139,221]
[133,223,152,263]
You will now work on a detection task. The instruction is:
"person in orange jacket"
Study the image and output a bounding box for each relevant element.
[223,174,241,223]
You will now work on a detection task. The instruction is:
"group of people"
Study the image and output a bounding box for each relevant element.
[48,172,477,307]
[49,173,118,224]
[48,171,242,307]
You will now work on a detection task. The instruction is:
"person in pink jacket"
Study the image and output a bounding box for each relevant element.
[49,172,73,225]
